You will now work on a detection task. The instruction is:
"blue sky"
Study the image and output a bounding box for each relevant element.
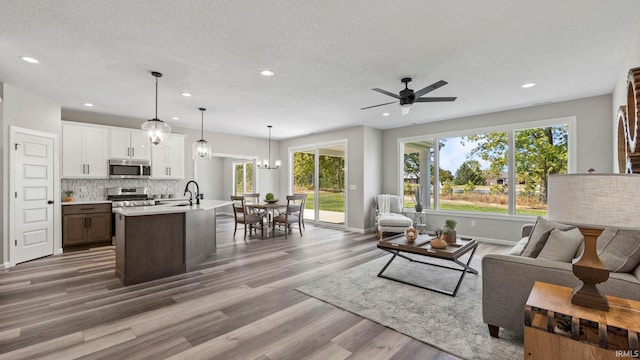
[439,136,490,173]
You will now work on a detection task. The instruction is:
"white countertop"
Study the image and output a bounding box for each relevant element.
[112,199,232,216]
[61,200,111,205]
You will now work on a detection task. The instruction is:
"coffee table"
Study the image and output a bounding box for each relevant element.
[377,234,478,296]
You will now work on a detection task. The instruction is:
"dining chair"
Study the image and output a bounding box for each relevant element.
[230,195,264,240]
[272,194,306,239]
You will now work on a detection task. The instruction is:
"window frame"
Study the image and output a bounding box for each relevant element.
[397,116,577,218]
[232,160,255,195]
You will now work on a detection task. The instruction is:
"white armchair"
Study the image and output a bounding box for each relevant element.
[375,194,413,240]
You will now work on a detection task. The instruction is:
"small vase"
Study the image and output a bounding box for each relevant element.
[415,204,423,212]
[63,197,73,202]
[445,230,456,244]
[430,237,447,249]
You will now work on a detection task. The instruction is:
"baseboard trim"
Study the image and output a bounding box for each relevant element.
[345,227,366,233]
[1,261,12,270]
[55,248,64,255]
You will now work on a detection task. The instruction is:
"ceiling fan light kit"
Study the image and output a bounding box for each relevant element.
[257,125,281,170]
[193,107,212,159]
[361,77,457,115]
[141,71,171,145]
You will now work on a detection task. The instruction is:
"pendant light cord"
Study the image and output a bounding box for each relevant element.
[155,75,158,120]
[268,125,272,164]
[200,108,206,140]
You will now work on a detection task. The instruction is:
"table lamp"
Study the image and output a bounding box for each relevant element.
[547,174,640,311]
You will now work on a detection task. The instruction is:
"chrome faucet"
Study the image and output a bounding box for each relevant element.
[184,180,200,205]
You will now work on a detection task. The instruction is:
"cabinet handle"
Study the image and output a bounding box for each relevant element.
[169,167,171,176]
[127,147,130,157]
[132,148,135,157]
[84,217,88,228]
[87,164,89,174]
[87,217,92,227]
[81,207,95,210]
[82,164,85,174]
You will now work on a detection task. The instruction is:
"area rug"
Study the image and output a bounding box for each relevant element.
[296,254,523,360]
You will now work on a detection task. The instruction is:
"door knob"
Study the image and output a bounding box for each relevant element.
[47,200,54,204]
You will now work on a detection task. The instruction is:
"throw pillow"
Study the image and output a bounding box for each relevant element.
[520,217,576,258]
[597,228,640,273]
[537,228,584,262]
[507,237,529,255]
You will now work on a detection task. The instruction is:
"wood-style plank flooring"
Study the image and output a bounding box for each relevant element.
[0,216,508,359]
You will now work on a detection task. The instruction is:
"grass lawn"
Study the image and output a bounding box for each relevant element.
[302,191,345,212]
[440,201,547,216]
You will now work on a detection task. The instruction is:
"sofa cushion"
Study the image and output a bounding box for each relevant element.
[537,228,584,262]
[597,228,640,273]
[520,217,575,257]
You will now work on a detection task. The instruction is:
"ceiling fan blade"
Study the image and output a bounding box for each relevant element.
[372,88,400,99]
[401,106,411,115]
[360,101,397,110]
[413,80,448,98]
[415,97,457,102]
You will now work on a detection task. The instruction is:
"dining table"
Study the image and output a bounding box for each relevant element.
[245,202,288,237]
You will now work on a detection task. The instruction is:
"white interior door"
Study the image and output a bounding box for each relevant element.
[13,131,55,263]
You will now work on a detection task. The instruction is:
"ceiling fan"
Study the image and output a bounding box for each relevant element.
[361,77,457,115]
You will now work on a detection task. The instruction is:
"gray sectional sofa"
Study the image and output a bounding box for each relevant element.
[482,223,640,337]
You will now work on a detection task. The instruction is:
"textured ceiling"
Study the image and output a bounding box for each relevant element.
[0,0,639,140]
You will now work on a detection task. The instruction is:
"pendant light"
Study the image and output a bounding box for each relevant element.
[141,71,171,146]
[192,107,212,159]
[257,125,281,169]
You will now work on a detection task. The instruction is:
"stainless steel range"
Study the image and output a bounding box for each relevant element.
[107,187,155,208]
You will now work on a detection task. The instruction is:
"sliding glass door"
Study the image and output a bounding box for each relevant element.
[292,142,345,226]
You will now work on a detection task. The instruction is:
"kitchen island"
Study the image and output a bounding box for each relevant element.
[113,199,231,285]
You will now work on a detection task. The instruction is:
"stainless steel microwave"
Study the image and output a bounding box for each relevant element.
[109,159,151,179]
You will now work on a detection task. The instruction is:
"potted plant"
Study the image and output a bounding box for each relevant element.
[63,190,74,202]
[444,219,457,243]
[413,186,423,212]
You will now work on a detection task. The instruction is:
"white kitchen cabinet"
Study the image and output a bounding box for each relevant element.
[62,122,109,178]
[152,134,185,179]
[109,128,151,160]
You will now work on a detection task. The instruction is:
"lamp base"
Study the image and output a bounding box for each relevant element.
[571,263,610,311]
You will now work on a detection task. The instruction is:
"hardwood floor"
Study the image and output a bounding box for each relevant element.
[0,216,508,359]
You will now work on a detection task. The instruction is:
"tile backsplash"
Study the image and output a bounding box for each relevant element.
[61,179,181,201]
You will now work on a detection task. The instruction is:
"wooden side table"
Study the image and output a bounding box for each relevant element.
[524,281,640,359]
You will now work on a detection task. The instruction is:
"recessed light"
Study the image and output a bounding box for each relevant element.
[171,117,180,120]
[260,70,274,76]
[521,83,536,88]
[83,103,94,107]
[21,56,39,64]
[181,92,192,97]
[382,112,390,116]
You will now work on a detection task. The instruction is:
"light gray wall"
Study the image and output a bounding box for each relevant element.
[2,83,61,265]
[382,94,613,243]
[0,83,4,265]
[612,18,640,167]
[363,126,383,230]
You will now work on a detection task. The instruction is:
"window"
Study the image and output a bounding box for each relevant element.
[233,161,254,195]
[403,140,435,210]
[400,118,574,217]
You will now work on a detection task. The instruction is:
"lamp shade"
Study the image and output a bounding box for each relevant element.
[142,118,171,146]
[193,139,211,159]
[547,174,640,228]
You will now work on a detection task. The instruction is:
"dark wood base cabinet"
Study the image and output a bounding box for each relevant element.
[62,203,112,247]
[115,212,186,285]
